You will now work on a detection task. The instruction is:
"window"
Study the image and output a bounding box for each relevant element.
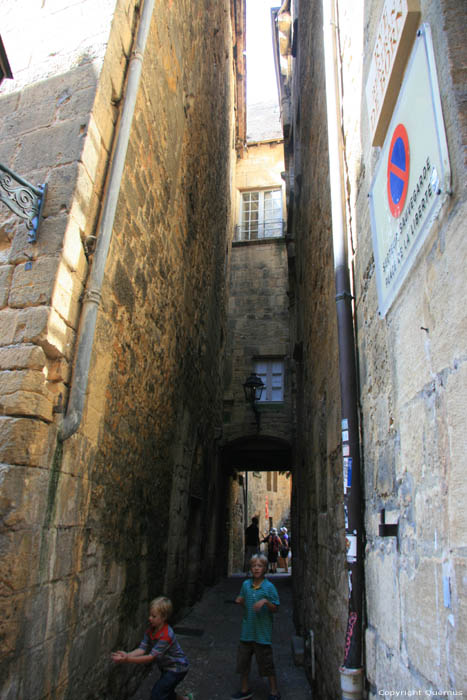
[266,471,278,492]
[255,359,284,402]
[237,189,283,241]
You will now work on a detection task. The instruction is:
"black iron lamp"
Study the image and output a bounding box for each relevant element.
[243,372,265,430]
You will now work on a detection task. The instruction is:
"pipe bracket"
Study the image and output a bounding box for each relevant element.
[83,288,103,306]
[335,290,354,302]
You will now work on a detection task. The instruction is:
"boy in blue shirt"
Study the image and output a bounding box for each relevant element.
[232,554,281,700]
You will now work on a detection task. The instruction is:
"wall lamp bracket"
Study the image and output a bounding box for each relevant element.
[0,162,47,243]
[243,372,265,432]
[379,509,399,539]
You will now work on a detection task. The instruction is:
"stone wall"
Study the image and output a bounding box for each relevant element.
[284,0,467,697]
[284,1,347,696]
[0,1,239,698]
[223,140,292,443]
[354,1,467,695]
[222,138,293,575]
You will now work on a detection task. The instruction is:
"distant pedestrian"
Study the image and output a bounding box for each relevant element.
[111,596,194,700]
[279,527,289,573]
[262,528,282,573]
[231,553,281,700]
[244,516,260,572]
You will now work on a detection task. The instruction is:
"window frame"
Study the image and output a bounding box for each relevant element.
[254,358,285,403]
[237,188,283,241]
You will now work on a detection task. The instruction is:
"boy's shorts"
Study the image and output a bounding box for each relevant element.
[236,640,275,677]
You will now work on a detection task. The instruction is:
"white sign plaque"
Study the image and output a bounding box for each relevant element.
[366,0,420,146]
[369,24,451,317]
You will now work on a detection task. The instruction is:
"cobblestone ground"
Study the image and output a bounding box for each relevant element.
[128,573,312,700]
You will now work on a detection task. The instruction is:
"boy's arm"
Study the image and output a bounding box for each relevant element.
[266,599,278,612]
[253,583,280,612]
[252,598,278,612]
[236,581,247,605]
[111,647,155,664]
[127,648,147,658]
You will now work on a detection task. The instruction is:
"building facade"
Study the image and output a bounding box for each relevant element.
[0,1,245,698]
[221,137,294,573]
[1,0,466,698]
[276,0,467,697]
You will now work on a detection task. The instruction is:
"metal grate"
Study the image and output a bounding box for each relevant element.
[234,219,285,241]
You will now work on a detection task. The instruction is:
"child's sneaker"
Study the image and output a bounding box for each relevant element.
[231,691,253,700]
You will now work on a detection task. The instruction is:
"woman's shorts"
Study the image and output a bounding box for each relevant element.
[236,641,275,677]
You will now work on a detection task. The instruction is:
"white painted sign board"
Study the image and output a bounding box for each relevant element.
[366,0,420,146]
[369,24,451,317]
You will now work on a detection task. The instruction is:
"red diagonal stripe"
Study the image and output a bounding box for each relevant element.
[389,161,406,180]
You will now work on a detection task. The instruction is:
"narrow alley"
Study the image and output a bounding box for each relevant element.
[0,1,466,699]
[128,574,312,700]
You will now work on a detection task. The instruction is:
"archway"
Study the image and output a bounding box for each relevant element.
[221,435,292,574]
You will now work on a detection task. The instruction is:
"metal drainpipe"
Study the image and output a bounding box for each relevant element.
[58,0,156,441]
[322,1,364,698]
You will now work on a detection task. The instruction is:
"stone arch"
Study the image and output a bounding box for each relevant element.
[221,434,292,472]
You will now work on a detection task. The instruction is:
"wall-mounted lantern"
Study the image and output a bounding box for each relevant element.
[243,372,265,431]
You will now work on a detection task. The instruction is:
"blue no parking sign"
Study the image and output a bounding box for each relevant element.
[387,123,410,218]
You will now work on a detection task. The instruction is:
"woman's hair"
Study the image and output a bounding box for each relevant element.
[149,596,173,621]
[250,553,268,571]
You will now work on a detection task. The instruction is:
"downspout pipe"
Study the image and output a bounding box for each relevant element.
[58,0,155,441]
[322,1,364,697]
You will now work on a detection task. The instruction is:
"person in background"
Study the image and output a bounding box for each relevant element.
[278,527,289,573]
[244,516,260,572]
[262,528,281,574]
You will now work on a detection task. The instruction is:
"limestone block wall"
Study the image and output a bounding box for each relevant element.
[233,139,286,223]
[285,0,467,696]
[1,2,136,698]
[223,140,292,444]
[227,475,244,574]
[224,237,292,440]
[0,1,239,698]
[353,1,467,695]
[284,2,347,697]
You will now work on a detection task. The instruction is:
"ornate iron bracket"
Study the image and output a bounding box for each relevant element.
[0,162,47,243]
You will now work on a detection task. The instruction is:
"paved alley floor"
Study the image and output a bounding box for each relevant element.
[129,574,312,700]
